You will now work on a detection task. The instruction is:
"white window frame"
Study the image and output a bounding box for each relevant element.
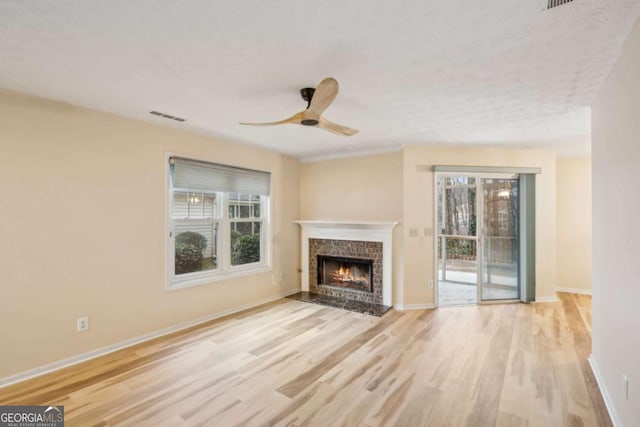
[165,154,271,291]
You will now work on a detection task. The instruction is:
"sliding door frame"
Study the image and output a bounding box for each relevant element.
[433,168,540,307]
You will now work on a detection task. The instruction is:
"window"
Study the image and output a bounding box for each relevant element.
[168,157,270,289]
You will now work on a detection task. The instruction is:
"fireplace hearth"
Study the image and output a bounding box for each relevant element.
[317,255,373,293]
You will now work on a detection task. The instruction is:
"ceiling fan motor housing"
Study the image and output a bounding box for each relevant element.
[300,87,315,103]
[300,87,319,125]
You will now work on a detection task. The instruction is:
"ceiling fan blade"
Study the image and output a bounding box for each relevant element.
[307,77,339,117]
[317,117,359,136]
[240,112,302,126]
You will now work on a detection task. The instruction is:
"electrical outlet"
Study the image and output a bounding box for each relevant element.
[427,279,434,289]
[77,317,89,332]
[424,227,433,237]
[623,374,629,400]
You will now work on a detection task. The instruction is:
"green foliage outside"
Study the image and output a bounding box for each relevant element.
[231,230,241,247]
[175,230,259,273]
[231,232,260,265]
[446,239,476,259]
[175,231,208,274]
[176,231,208,252]
[175,243,203,274]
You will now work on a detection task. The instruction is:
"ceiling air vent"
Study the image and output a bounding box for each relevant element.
[543,0,574,10]
[149,110,186,122]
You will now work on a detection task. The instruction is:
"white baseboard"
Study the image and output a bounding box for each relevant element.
[588,355,621,427]
[394,303,436,311]
[0,289,300,389]
[557,287,592,295]
[535,296,559,302]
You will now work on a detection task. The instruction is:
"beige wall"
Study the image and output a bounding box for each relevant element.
[591,18,640,427]
[0,89,300,379]
[300,151,403,221]
[556,157,592,293]
[299,151,404,302]
[402,146,557,305]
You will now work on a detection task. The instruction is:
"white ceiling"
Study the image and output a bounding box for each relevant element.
[1,0,639,160]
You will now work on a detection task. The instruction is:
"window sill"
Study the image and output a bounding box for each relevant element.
[167,265,272,291]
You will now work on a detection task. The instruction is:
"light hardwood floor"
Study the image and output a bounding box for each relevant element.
[0,292,609,426]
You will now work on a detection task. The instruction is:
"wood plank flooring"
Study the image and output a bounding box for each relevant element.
[0,292,610,426]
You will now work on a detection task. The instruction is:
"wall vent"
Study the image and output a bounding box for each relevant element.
[149,110,186,122]
[543,0,574,10]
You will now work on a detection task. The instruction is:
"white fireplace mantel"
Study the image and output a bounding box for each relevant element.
[295,220,398,306]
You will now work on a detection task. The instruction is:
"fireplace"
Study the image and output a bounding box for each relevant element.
[308,238,383,304]
[296,221,398,306]
[317,255,373,293]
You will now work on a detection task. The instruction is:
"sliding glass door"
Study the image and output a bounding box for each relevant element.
[437,174,520,305]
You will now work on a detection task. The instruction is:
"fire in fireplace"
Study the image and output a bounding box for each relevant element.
[317,255,373,293]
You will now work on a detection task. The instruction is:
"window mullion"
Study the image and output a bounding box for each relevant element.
[169,187,176,284]
[222,192,230,273]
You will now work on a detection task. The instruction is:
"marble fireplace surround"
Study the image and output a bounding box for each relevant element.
[296,221,398,307]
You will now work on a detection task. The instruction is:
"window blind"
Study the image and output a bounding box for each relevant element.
[170,157,271,196]
[430,165,542,174]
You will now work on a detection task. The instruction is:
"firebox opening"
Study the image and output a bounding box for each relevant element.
[317,255,373,293]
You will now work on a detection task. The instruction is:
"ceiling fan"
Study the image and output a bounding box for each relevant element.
[240,77,358,136]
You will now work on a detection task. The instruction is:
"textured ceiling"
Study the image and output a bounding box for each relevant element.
[1,0,639,159]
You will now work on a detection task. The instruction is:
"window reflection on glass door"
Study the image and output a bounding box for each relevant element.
[480,178,519,301]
